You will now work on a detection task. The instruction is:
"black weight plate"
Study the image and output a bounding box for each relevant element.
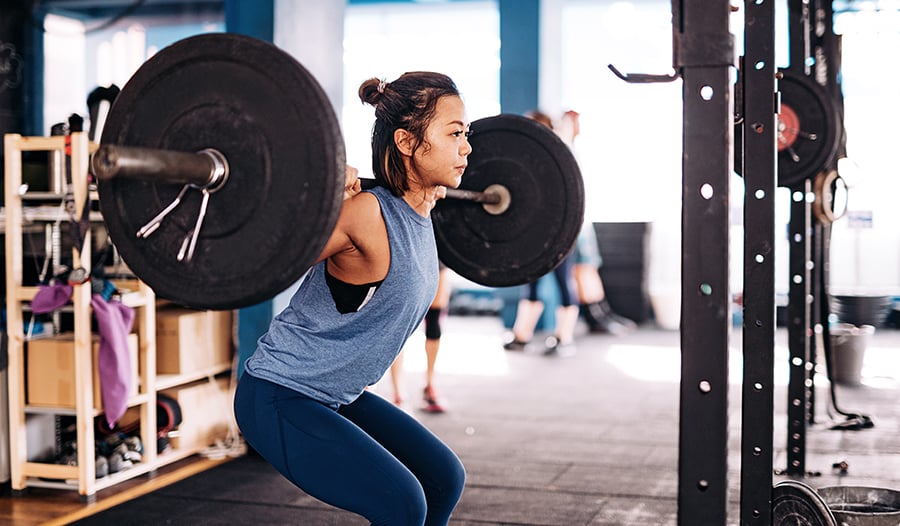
[98,33,344,310]
[433,114,585,287]
[734,69,843,188]
[777,70,843,187]
[772,480,838,526]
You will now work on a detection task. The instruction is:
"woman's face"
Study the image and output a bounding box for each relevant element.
[414,95,472,189]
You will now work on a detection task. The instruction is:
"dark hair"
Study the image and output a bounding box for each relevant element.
[358,72,460,196]
[525,109,553,130]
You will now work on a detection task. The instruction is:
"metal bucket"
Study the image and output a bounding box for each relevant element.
[829,323,875,386]
[819,486,900,526]
[832,295,893,327]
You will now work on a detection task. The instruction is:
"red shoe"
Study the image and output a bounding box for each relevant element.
[422,386,446,414]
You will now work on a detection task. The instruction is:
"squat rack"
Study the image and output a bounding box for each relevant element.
[615,0,863,523]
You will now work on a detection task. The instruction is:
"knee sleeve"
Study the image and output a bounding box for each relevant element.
[526,282,540,302]
[424,307,442,340]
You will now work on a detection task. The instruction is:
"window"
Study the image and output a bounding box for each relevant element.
[342,1,500,177]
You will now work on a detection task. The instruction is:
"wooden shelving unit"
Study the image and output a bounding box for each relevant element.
[3,133,232,500]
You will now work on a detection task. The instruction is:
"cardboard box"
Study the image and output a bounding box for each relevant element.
[162,377,233,451]
[27,333,139,410]
[156,308,234,375]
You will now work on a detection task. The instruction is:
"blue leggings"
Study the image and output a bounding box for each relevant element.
[234,374,465,525]
[526,252,577,306]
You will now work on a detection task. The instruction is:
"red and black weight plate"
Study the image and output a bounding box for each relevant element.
[98,33,344,310]
[776,69,844,187]
[432,114,585,287]
[734,69,843,188]
[772,480,838,526]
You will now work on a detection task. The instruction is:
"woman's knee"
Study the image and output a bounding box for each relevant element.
[372,479,428,526]
[428,448,466,511]
[444,454,467,502]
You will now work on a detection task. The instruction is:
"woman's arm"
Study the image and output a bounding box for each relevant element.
[315,166,390,283]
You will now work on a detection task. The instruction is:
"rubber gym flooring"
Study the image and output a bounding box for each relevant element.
[70,315,900,525]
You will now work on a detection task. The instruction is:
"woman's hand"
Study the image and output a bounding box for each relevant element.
[344,165,361,200]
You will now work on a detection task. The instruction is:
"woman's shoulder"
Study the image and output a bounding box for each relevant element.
[339,190,385,233]
[345,189,381,212]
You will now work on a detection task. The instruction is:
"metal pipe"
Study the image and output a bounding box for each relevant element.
[445,187,501,204]
[360,178,501,204]
[91,144,223,188]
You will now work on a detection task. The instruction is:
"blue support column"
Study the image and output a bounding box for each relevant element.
[498,0,539,114]
[498,0,552,328]
[224,0,275,377]
[26,5,44,136]
[1,1,43,136]
[225,0,274,42]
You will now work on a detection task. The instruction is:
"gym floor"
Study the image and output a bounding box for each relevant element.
[4,314,899,525]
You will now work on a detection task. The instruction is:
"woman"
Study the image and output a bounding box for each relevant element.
[234,72,471,525]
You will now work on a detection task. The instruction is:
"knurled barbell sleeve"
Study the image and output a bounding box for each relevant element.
[92,144,225,188]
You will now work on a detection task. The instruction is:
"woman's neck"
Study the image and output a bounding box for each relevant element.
[402,183,441,217]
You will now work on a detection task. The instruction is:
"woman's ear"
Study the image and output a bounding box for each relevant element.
[394,128,414,157]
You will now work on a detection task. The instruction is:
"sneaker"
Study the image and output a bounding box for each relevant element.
[542,336,576,357]
[606,313,637,335]
[503,338,530,351]
[588,311,637,336]
[582,302,637,336]
[422,386,446,413]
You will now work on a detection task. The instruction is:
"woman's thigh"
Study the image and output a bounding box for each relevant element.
[339,391,466,523]
[234,375,428,525]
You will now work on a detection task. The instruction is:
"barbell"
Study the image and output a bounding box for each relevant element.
[92,33,585,310]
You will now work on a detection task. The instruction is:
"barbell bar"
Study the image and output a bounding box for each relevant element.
[94,33,584,310]
[357,178,509,214]
[93,145,505,209]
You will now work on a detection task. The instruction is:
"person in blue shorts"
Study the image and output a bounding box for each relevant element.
[234,72,469,526]
[502,110,581,356]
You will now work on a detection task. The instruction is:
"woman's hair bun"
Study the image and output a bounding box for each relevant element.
[358,77,385,106]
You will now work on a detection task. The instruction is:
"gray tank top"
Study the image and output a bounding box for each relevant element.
[243,186,439,406]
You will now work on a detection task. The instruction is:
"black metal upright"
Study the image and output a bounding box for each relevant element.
[786,178,813,476]
[785,0,814,478]
[809,0,845,426]
[739,0,778,523]
[675,1,734,524]
[784,0,844,476]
